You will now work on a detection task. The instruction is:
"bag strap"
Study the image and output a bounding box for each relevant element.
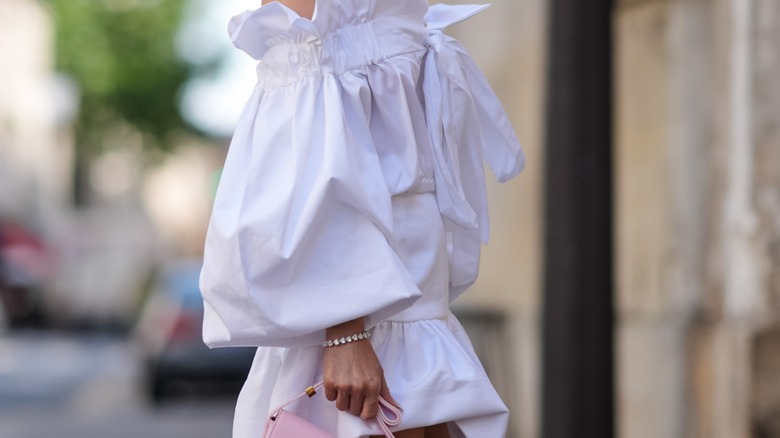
[376,396,402,437]
[268,381,402,437]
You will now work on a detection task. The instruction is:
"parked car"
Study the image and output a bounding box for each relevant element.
[0,299,8,333]
[0,221,51,328]
[134,260,255,403]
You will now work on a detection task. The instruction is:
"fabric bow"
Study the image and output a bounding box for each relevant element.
[423,4,525,244]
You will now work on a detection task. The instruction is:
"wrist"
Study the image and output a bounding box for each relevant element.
[326,318,365,339]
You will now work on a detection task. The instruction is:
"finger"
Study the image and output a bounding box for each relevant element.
[348,391,365,416]
[360,392,379,420]
[379,377,401,409]
[335,391,350,412]
[325,385,338,402]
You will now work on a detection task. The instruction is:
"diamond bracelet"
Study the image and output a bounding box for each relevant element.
[322,329,372,348]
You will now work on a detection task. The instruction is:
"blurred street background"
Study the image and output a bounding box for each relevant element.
[1,0,780,438]
[0,1,277,436]
[0,331,235,438]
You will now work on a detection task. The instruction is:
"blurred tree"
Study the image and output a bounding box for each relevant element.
[45,0,217,204]
[47,0,209,153]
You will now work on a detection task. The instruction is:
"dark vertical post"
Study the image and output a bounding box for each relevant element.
[541,0,614,437]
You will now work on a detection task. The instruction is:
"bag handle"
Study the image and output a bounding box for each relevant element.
[268,381,402,437]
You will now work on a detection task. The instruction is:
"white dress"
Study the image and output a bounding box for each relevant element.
[199,0,525,436]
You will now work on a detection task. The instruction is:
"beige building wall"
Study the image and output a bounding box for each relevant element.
[0,0,69,225]
[616,0,780,436]
[448,0,779,437]
[440,0,547,436]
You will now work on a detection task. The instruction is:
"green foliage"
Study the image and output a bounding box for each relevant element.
[46,0,209,154]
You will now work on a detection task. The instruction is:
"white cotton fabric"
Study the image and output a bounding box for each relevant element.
[199,0,524,436]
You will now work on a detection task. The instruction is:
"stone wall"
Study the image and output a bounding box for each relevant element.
[615,0,780,436]
[439,0,547,436]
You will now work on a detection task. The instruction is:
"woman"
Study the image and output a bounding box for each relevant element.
[199,0,525,436]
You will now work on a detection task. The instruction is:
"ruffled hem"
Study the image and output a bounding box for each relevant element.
[232,313,508,438]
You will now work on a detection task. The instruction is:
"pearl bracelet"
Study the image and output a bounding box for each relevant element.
[322,329,372,347]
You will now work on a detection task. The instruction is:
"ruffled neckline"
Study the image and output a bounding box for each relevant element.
[229,1,322,60]
[228,0,433,60]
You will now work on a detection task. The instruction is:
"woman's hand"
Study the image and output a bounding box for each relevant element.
[322,318,400,420]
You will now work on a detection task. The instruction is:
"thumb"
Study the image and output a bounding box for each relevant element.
[379,376,401,410]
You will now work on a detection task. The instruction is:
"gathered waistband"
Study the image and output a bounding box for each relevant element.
[255,16,428,88]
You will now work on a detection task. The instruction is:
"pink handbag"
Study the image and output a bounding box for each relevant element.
[263,382,402,438]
